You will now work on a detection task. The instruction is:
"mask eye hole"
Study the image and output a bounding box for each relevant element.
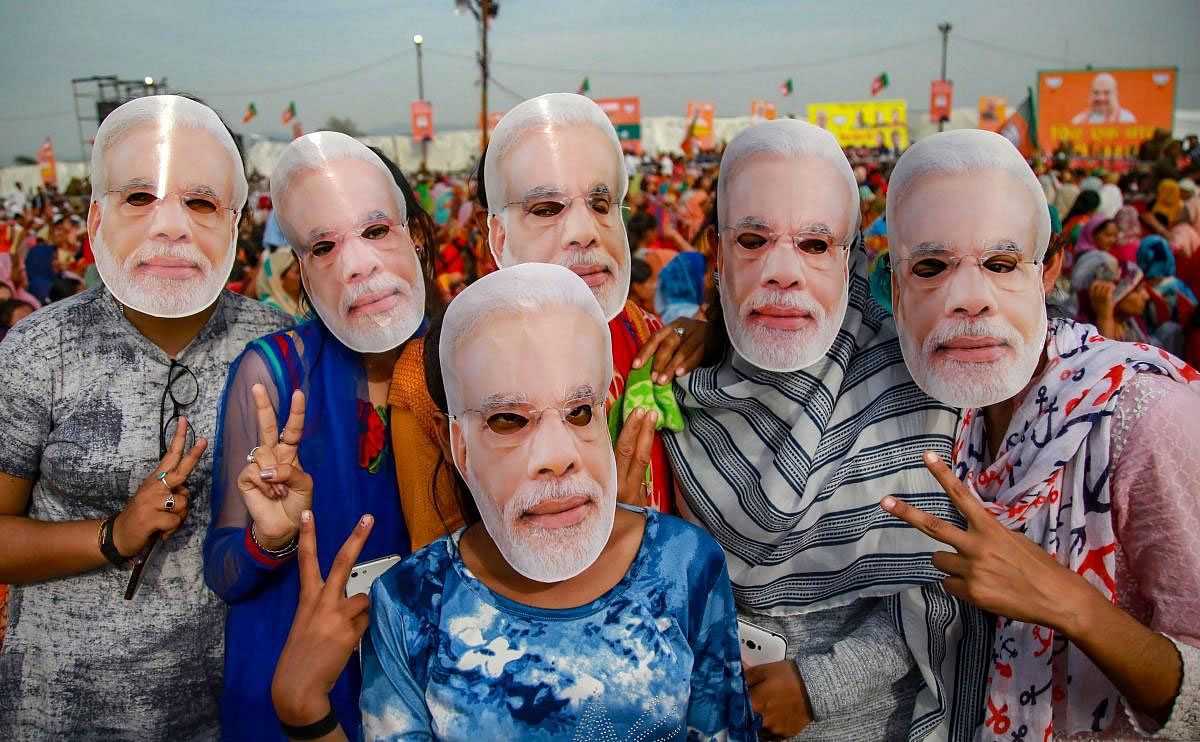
[485,412,531,435]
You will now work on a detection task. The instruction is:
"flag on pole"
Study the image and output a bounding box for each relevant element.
[999,88,1038,158]
[780,78,794,97]
[282,102,297,125]
[577,77,590,96]
[870,72,890,96]
[680,115,700,157]
[242,103,257,124]
[36,137,57,187]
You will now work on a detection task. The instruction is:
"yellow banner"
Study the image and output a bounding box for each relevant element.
[807,99,908,149]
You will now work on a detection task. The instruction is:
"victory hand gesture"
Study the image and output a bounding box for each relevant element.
[880,451,1098,632]
[238,384,313,549]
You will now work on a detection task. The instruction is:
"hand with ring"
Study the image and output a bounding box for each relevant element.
[112,418,207,557]
[631,317,709,385]
[237,385,313,550]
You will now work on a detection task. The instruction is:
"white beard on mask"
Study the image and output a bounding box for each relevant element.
[303,270,425,353]
[499,242,630,322]
[465,459,617,584]
[91,223,233,318]
[721,282,849,372]
[896,302,1047,408]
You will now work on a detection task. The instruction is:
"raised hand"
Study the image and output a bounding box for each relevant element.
[631,317,708,385]
[238,385,313,549]
[879,451,1099,632]
[614,407,657,507]
[272,510,374,732]
[113,417,207,557]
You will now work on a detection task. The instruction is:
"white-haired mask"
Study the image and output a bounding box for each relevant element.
[888,129,1049,408]
[441,263,616,583]
[716,119,858,372]
[89,95,246,318]
[270,132,425,353]
[484,93,631,321]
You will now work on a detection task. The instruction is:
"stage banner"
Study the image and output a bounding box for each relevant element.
[1037,67,1175,155]
[978,96,1008,131]
[807,99,908,149]
[36,137,57,186]
[411,101,434,142]
[594,96,642,154]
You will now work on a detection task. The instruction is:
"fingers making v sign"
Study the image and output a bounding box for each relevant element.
[238,384,314,550]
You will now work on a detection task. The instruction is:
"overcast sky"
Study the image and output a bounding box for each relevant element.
[2,0,1197,164]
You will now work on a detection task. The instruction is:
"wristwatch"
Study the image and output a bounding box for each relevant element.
[98,515,131,567]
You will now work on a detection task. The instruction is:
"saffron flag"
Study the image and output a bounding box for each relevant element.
[680,115,700,157]
[871,72,889,96]
[243,102,257,124]
[282,102,297,125]
[36,137,57,187]
[578,77,590,96]
[999,89,1037,158]
[780,78,794,97]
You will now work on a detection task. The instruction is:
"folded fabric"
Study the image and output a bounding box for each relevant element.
[613,357,686,443]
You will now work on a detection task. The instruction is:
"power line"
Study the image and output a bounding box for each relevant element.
[0,109,75,123]
[425,36,934,78]
[954,35,1070,65]
[195,49,415,97]
[489,77,527,103]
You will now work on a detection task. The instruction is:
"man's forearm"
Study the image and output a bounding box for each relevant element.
[0,515,109,583]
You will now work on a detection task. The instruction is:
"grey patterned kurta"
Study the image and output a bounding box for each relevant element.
[0,286,291,740]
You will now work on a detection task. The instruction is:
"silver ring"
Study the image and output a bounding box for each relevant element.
[156,471,171,492]
[247,446,261,465]
[673,326,686,336]
[164,493,176,511]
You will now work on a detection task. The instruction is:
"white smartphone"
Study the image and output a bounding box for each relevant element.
[345,554,403,598]
[737,618,787,667]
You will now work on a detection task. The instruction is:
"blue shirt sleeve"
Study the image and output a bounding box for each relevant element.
[359,567,437,740]
[682,528,758,741]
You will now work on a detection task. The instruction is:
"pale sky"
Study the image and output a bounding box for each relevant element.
[1,0,1197,164]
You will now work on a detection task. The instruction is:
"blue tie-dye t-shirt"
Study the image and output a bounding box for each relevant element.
[359,507,757,741]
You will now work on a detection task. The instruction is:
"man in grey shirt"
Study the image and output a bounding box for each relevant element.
[663,120,990,740]
[0,95,291,739]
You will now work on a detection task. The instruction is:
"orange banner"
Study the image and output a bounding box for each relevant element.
[930,80,953,123]
[977,96,1008,132]
[685,100,716,150]
[594,97,642,154]
[1037,67,1176,154]
[411,101,434,142]
[750,100,778,121]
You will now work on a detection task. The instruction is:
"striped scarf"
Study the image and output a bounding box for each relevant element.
[665,249,991,740]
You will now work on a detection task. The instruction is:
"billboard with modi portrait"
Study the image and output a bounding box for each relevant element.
[1037,67,1176,155]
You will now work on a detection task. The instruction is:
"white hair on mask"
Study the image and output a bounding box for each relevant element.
[887,129,1050,260]
[716,119,859,231]
[483,93,628,217]
[439,263,612,416]
[90,95,247,212]
[269,131,408,254]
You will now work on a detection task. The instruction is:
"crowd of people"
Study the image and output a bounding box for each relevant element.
[0,91,1197,741]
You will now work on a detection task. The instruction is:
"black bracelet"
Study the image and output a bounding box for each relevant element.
[280,708,339,740]
[99,515,131,568]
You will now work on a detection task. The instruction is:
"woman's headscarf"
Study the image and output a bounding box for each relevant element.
[1136,235,1177,280]
[1097,183,1123,218]
[1070,248,1121,297]
[1078,175,1103,193]
[1054,182,1081,217]
[1153,178,1183,224]
[255,248,303,319]
[1114,205,1142,245]
[23,242,57,305]
[1073,215,1112,254]
[0,253,41,309]
[653,251,706,324]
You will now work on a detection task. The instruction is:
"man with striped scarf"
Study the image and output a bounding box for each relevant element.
[664,119,990,740]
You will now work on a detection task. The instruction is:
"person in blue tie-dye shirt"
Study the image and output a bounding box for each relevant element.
[270,263,756,741]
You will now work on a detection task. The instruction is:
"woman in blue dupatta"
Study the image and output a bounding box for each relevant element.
[203,137,446,741]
